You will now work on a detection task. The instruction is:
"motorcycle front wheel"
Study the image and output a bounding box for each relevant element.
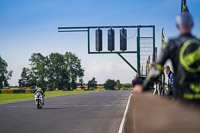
[37,100,40,109]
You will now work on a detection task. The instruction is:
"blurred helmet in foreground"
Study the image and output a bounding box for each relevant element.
[176,12,194,28]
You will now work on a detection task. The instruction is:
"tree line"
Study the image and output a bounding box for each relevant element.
[0,53,132,90]
[18,52,84,90]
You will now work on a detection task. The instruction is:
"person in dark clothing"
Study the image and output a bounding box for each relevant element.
[164,66,174,96]
[132,74,143,87]
[132,74,143,93]
[133,5,200,103]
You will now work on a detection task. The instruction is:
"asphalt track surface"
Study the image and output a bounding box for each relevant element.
[0,90,131,133]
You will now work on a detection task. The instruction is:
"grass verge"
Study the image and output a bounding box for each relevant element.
[0,90,96,104]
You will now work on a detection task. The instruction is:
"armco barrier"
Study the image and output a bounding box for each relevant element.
[1,89,13,94]
[0,89,35,94]
[13,90,25,94]
[25,89,32,94]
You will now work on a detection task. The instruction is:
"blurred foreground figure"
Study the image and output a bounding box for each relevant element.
[135,10,200,103]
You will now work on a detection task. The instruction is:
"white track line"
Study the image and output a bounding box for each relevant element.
[118,93,132,133]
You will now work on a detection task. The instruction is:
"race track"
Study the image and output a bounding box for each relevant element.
[0,90,131,133]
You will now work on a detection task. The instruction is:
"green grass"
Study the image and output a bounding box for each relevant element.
[0,90,95,104]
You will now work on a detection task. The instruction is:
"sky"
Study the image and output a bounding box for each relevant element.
[0,0,200,86]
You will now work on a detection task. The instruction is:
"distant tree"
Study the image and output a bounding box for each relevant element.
[47,52,84,90]
[29,53,48,89]
[115,80,122,90]
[18,67,31,87]
[104,79,116,90]
[47,53,66,90]
[0,56,13,89]
[87,77,97,90]
[18,67,37,88]
[21,52,84,91]
[79,78,85,89]
[71,79,77,90]
[64,52,84,90]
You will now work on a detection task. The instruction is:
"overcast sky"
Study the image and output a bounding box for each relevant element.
[0,0,200,85]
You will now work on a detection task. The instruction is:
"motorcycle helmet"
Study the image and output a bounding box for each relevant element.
[37,88,42,92]
[176,11,194,28]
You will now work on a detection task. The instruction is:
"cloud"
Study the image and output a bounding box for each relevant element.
[83,60,135,84]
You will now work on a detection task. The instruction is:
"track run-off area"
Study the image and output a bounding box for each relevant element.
[0,90,131,133]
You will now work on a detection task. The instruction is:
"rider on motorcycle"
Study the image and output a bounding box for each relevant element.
[35,88,45,105]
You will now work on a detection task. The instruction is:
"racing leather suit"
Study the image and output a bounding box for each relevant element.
[143,33,200,101]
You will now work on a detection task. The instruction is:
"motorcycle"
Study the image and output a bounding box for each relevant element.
[34,92,44,109]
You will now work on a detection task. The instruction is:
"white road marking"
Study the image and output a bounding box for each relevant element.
[118,93,132,133]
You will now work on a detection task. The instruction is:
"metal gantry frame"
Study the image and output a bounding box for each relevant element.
[58,25,155,77]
